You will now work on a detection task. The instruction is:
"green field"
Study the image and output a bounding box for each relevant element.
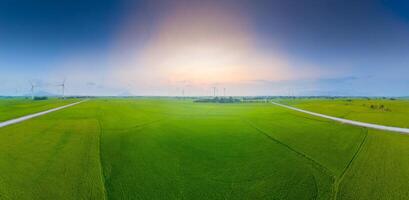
[281,98,409,128]
[0,98,79,122]
[0,98,408,199]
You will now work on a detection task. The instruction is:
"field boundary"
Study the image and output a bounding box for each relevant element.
[96,114,108,200]
[245,120,336,178]
[0,99,88,128]
[245,120,336,200]
[271,102,409,135]
[332,128,368,200]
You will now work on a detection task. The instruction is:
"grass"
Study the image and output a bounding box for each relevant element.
[277,98,409,199]
[98,100,346,199]
[0,107,105,199]
[338,130,409,199]
[0,98,79,122]
[280,98,409,128]
[0,98,407,199]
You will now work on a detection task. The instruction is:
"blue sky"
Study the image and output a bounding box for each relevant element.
[0,0,408,96]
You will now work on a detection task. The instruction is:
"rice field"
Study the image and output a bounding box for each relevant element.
[0,98,407,199]
[281,98,409,128]
[0,98,78,122]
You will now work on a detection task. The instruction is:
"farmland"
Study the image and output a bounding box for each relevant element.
[0,98,79,122]
[0,98,408,199]
[281,98,409,128]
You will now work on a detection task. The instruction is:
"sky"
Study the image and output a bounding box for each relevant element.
[0,0,408,96]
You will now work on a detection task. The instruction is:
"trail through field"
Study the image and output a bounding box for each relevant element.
[0,99,88,128]
[272,102,409,134]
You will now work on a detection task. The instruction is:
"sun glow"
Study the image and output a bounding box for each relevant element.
[112,2,296,93]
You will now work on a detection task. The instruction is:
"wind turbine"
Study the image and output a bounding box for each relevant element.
[29,81,35,100]
[58,78,66,99]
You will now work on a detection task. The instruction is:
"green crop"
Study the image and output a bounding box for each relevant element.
[0,98,407,199]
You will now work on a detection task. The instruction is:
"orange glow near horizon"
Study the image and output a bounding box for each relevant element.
[111,2,312,91]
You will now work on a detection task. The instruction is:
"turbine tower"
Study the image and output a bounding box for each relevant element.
[29,81,35,100]
[58,78,66,99]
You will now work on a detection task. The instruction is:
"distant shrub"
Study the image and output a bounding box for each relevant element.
[194,97,241,103]
[369,104,390,111]
[33,96,48,100]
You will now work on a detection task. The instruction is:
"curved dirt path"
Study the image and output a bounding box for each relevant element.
[0,99,88,128]
[272,102,409,135]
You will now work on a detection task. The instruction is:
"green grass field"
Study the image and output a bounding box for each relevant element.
[281,98,409,128]
[0,98,79,122]
[0,98,408,199]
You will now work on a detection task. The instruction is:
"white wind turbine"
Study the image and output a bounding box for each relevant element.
[29,81,35,100]
[57,78,66,99]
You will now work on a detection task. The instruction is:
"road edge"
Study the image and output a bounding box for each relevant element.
[0,99,89,128]
[271,102,409,135]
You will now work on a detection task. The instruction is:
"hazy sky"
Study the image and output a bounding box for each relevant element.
[1,0,408,96]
